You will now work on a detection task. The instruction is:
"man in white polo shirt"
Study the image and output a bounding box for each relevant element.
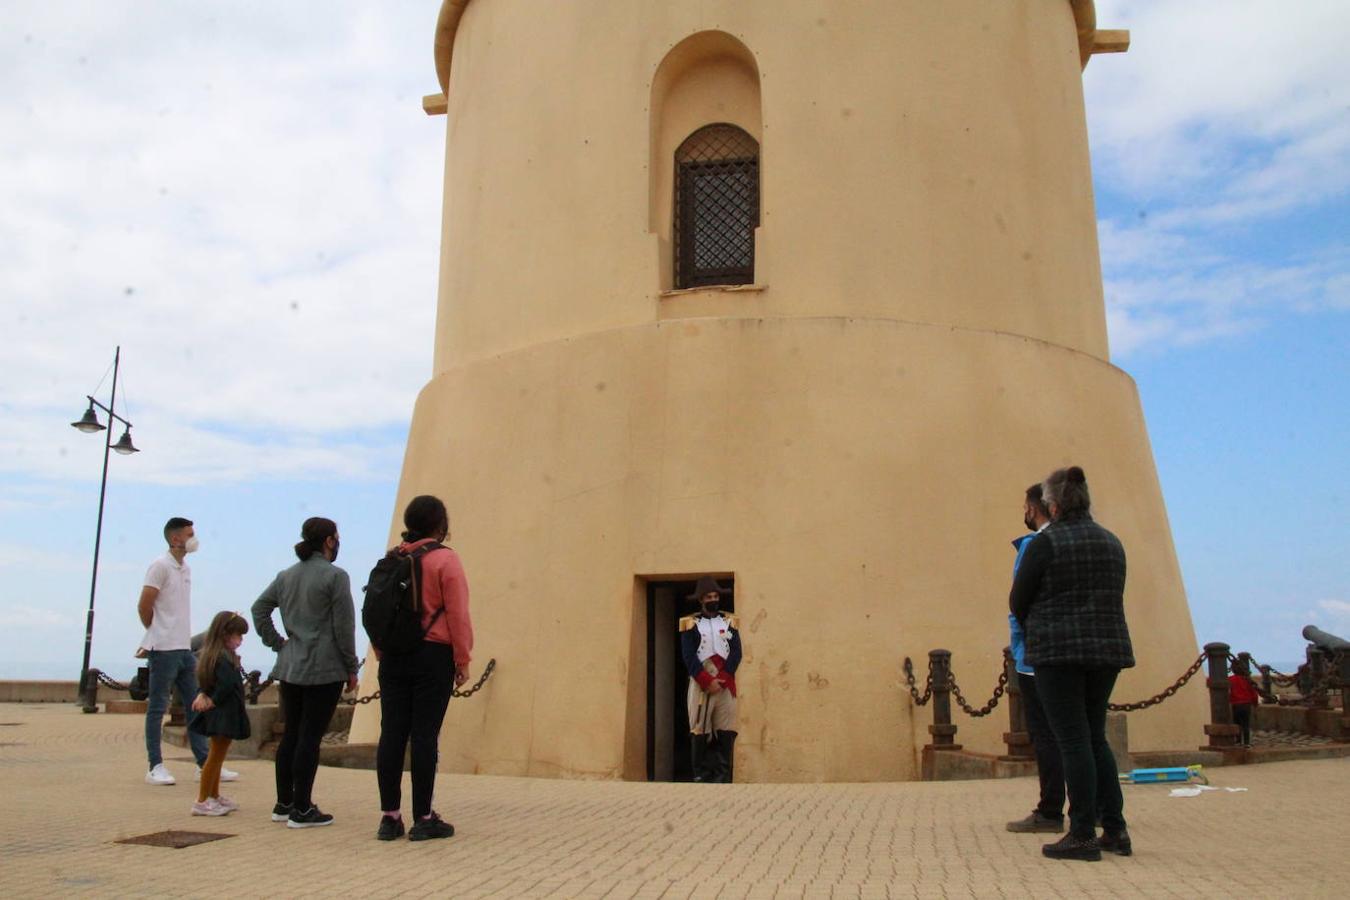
[138,516,233,785]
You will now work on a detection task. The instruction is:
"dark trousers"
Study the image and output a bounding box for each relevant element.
[1232,703,1252,745]
[276,681,343,812]
[1035,665,1126,839]
[1019,673,1065,819]
[377,641,456,820]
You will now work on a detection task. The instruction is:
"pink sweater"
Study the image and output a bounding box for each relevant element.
[400,539,473,667]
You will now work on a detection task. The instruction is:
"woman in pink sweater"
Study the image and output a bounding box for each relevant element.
[374,495,474,842]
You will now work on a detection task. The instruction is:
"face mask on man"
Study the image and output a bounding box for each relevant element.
[701,600,720,616]
[1023,512,1036,531]
[183,536,200,554]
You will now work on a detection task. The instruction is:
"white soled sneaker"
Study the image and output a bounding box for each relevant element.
[145,764,176,786]
[191,798,228,817]
[196,766,240,782]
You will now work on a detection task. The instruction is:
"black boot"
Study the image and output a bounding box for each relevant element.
[690,735,710,783]
[714,731,737,783]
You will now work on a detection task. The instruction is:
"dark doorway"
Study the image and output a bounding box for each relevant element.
[645,577,735,781]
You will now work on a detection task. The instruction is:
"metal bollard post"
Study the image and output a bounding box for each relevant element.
[1259,664,1273,701]
[1201,642,1240,752]
[1000,647,1033,761]
[927,649,961,751]
[81,669,100,714]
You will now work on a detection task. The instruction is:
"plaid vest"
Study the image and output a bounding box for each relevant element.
[1023,516,1135,669]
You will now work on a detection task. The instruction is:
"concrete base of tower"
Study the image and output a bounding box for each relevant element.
[349,315,1208,782]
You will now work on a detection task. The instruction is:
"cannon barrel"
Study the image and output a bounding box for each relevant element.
[1302,625,1350,653]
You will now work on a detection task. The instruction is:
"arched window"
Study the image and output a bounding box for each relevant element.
[674,124,760,289]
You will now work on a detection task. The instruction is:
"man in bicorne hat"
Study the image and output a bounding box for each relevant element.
[679,576,742,783]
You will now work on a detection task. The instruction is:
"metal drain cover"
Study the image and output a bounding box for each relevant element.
[116,830,234,849]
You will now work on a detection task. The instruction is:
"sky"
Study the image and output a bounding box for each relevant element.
[1,1,1346,682]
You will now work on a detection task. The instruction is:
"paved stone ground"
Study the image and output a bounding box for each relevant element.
[1,703,1346,899]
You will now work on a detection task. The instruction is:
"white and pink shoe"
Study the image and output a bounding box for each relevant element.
[190,798,228,817]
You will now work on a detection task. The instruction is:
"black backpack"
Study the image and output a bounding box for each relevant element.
[362,542,445,656]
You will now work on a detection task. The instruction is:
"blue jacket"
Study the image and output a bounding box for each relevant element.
[1008,533,1038,675]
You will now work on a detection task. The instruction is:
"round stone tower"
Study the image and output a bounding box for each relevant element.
[349,0,1207,782]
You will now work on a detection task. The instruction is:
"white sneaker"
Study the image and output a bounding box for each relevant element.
[145,764,176,786]
[191,798,228,817]
[215,795,239,812]
[195,766,241,782]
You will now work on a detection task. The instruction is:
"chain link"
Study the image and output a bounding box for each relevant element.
[1105,651,1205,712]
[1240,652,1299,685]
[339,657,496,706]
[949,665,1008,717]
[91,669,132,692]
[901,656,933,706]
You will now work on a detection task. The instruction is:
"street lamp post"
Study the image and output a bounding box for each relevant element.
[71,345,139,712]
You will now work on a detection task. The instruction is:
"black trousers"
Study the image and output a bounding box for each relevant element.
[1018,673,1065,819]
[1232,703,1252,745]
[276,681,343,811]
[377,641,456,820]
[1035,665,1126,839]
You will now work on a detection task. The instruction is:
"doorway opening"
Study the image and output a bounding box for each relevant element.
[644,576,735,782]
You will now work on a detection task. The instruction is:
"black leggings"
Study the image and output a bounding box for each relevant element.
[1232,703,1252,745]
[276,681,343,811]
[1035,665,1126,839]
[377,641,456,820]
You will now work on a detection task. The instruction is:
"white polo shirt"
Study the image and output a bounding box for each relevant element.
[140,552,192,651]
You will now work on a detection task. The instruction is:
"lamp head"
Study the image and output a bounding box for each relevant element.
[112,428,139,455]
[71,405,106,434]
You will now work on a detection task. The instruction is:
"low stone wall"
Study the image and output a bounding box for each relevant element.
[1254,704,1349,740]
[0,681,79,703]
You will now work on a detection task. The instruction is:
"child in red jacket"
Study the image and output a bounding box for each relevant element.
[1228,660,1260,747]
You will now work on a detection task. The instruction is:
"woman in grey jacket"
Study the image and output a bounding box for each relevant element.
[252,517,359,829]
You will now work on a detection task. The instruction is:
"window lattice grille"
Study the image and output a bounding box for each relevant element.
[674,124,760,289]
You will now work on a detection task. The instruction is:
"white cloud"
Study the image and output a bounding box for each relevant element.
[1086,0,1350,357]
[1,2,445,486]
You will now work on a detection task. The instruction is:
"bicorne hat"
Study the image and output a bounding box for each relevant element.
[686,576,731,602]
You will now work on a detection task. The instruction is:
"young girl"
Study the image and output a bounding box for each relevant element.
[190,611,252,816]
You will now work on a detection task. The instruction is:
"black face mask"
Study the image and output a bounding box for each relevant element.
[1023,512,1036,531]
[701,601,720,617]
[330,539,340,562]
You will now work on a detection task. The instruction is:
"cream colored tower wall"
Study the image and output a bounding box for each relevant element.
[350,0,1207,781]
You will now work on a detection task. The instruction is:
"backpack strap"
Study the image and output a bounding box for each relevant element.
[405,541,448,632]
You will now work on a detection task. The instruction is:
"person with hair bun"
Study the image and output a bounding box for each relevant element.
[373,494,473,843]
[252,516,359,829]
[1010,466,1134,862]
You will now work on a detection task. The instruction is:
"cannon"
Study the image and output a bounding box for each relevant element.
[1300,626,1350,696]
[1303,625,1350,653]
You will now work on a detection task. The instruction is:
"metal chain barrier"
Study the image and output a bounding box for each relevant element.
[902,656,933,706]
[949,665,1007,717]
[340,657,496,706]
[91,669,132,692]
[1241,652,1299,685]
[1106,651,1206,712]
[1237,651,1344,705]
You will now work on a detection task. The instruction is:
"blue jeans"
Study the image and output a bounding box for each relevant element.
[145,650,209,768]
[1034,665,1126,839]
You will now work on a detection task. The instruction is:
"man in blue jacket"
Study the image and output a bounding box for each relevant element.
[1006,484,1064,833]
[680,576,742,783]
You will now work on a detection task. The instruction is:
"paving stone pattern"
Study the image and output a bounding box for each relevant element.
[1,703,1346,898]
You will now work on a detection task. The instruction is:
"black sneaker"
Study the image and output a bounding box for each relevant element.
[287,805,335,829]
[377,814,406,841]
[271,802,292,823]
[1005,811,1064,833]
[1041,832,1101,862]
[1098,829,1133,857]
[408,812,455,842]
